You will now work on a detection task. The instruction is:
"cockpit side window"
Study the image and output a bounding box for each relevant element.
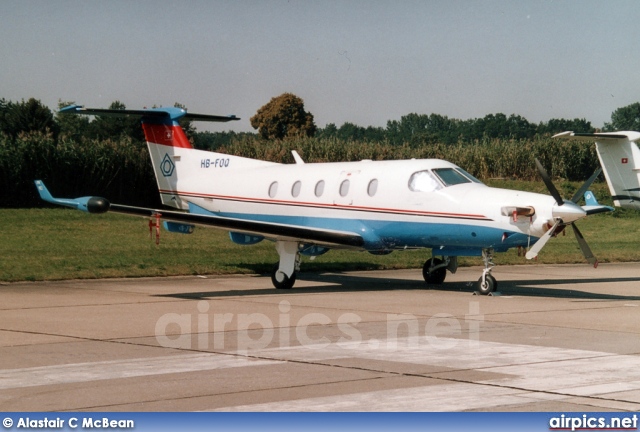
[408,170,443,192]
[456,168,483,184]
[432,168,472,187]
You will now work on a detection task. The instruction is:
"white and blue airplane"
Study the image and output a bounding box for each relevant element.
[554,131,640,210]
[35,105,612,294]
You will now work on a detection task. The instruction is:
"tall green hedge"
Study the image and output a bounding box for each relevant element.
[219,135,599,181]
[1,132,598,208]
[0,132,158,208]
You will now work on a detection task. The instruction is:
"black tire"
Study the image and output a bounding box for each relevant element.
[477,274,497,295]
[271,264,296,289]
[422,258,446,285]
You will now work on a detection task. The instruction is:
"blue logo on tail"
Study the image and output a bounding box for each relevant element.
[161,153,175,177]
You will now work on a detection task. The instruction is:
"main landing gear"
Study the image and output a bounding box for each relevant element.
[422,257,449,285]
[422,248,498,295]
[271,241,300,289]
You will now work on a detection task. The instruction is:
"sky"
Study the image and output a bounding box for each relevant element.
[2,0,640,133]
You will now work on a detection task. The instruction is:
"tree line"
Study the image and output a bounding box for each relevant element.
[2,95,640,208]
[3,95,640,148]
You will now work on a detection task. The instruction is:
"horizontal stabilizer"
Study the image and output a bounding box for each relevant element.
[553,131,640,142]
[59,105,240,123]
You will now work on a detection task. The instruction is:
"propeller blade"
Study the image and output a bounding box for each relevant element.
[535,158,564,206]
[525,219,561,260]
[571,168,602,204]
[571,223,598,267]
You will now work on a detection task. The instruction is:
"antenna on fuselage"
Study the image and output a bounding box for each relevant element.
[291,151,305,164]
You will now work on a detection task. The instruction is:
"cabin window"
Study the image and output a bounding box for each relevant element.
[367,179,378,196]
[291,181,301,197]
[315,180,325,197]
[268,181,278,198]
[408,170,442,192]
[433,168,472,187]
[339,179,350,197]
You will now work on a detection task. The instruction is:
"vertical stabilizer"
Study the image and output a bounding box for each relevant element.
[553,131,640,210]
[59,105,266,210]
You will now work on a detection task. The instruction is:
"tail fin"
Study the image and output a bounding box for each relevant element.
[553,131,640,210]
[60,105,268,210]
[59,105,238,149]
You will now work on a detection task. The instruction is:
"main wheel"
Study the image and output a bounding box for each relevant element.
[271,264,296,289]
[423,258,446,285]
[476,274,497,295]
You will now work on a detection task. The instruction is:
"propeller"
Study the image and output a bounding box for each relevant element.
[525,159,599,267]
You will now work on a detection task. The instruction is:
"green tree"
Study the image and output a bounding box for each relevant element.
[87,101,144,142]
[604,102,640,131]
[0,98,7,136]
[386,113,459,144]
[250,93,316,140]
[363,125,386,142]
[337,122,365,141]
[537,118,593,136]
[317,122,338,139]
[0,98,58,140]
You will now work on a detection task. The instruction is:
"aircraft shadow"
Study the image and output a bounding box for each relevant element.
[155,271,640,301]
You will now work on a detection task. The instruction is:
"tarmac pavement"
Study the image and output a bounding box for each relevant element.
[1,263,639,412]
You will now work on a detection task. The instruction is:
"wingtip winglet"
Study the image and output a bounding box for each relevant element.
[33,180,110,213]
[552,131,573,139]
[58,105,82,114]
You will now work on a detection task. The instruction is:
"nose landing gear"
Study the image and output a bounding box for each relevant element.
[476,248,497,295]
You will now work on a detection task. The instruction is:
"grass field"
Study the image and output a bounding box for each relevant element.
[2,181,638,282]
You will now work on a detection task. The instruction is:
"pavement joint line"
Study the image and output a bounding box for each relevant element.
[55,376,395,412]
[228,356,640,408]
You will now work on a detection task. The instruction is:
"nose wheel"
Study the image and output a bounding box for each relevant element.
[477,272,497,295]
[476,248,498,295]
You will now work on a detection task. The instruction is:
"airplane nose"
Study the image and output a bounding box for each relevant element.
[552,201,586,223]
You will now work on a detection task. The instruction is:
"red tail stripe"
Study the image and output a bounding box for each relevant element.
[142,123,192,148]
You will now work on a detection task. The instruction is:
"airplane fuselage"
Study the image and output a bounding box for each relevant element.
[152,144,556,256]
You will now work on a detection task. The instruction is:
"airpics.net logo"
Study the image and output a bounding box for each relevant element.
[549,414,638,431]
[154,300,483,354]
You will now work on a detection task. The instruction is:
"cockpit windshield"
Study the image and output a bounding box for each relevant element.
[433,168,484,186]
[409,168,483,191]
[456,168,483,184]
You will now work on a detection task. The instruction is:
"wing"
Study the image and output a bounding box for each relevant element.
[34,181,364,249]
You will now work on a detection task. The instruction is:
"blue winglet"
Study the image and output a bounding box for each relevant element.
[583,190,614,215]
[584,191,599,206]
[34,180,110,213]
